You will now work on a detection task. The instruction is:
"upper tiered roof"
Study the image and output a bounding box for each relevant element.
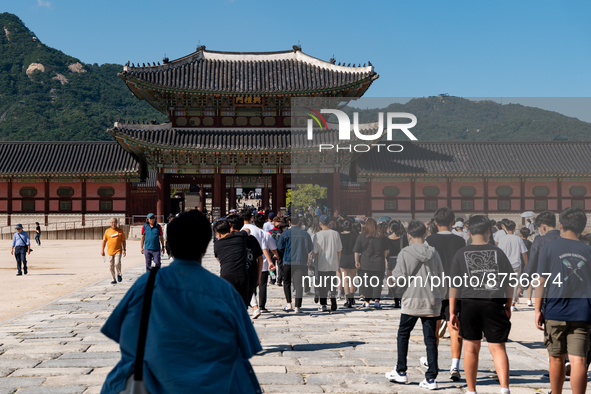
[119,46,378,96]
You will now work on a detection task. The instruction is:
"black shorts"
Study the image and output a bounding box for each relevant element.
[459,299,511,343]
[440,299,461,322]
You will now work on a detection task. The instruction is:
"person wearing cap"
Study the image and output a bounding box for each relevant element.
[141,213,165,272]
[263,212,275,233]
[312,214,342,312]
[11,224,31,276]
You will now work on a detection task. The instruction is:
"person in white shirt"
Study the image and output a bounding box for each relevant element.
[242,210,278,312]
[312,215,342,312]
[451,221,468,242]
[493,220,508,245]
[262,212,275,233]
[497,220,528,311]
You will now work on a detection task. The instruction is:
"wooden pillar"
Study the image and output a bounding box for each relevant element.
[446,178,452,210]
[262,187,269,211]
[220,175,227,215]
[125,179,132,225]
[229,185,237,210]
[156,171,164,221]
[199,187,205,212]
[271,174,278,212]
[276,174,285,215]
[483,177,489,215]
[163,176,171,222]
[213,173,222,214]
[332,171,341,215]
[7,179,12,227]
[366,178,372,217]
[410,178,416,220]
[520,178,526,225]
[557,177,562,212]
[44,179,50,227]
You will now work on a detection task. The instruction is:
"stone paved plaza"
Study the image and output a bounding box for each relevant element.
[0,245,569,393]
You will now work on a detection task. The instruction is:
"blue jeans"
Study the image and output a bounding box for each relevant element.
[35,234,41,245]
[15,246,27,274]
[397,313,439,380]
[144,249,161,272]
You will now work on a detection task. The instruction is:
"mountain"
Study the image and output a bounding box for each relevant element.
[1,13,589,142]
[0,13,166,141]
[344,96,591,141]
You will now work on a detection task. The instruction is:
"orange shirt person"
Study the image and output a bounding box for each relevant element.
[101,218,127,284]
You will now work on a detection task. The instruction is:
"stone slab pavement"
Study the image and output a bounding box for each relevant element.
[0,244,565,393]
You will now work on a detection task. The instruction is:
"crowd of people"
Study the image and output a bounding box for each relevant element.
[10,202,582,393]
[209,206,591,393]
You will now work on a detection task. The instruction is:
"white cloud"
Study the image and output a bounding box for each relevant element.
[37,0,51,7]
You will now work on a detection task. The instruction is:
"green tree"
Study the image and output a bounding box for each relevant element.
[289,184,327,211]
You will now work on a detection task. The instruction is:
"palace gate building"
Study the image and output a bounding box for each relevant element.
[1,46,591,228]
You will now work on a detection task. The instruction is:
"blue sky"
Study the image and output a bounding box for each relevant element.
[2,0,590,100]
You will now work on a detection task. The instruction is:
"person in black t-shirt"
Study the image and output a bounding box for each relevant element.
[227,215,263,319]
[424,207,468,381]
[450,215,514,394]
[34,222,41,246]
[213,219,250,306]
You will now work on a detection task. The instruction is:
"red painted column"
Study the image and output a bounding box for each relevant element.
[163,175,171,221]
[271,174,278,212]
[520,178,526,225]
[557,177,562,212]
[7,179,12,226]
[220,174,227,215]
[276,174,285,215]
[484,177,489,215]
[213,173,222,216]
[45,179,50,227]
[81,179,86,226]
[366,178,373,217]
[332,170,341,215]
[229,185,236,211]
[156,171,164,220]
[410,178,416,220]
[262,187,269,210]
[199,187,205,212]
[125,179,132,224]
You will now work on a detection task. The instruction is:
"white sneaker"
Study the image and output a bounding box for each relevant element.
[419,378,437,390]
[252,308,261,319]
[284,304,293,312]
[385,368,408,383]
[420,356,429,368]
[294,307,302,314]
[362,302,370,308]
[527,300,533,307]
[511,305,518,312]
[318,305,328,312]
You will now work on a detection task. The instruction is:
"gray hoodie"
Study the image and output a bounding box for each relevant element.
[392,243,444,316]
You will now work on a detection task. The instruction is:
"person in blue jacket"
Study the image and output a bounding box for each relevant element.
[100,210,262,394]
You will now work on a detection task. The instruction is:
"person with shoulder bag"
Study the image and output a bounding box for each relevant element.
[101,210,262,394]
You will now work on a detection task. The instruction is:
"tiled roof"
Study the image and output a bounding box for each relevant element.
[109,122,383,151]
[356,141,591,176]
[119,47,378,94]
[0,142,141,176]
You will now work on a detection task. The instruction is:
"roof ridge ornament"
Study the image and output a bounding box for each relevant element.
[196,45,206,52]
[292,44,302,52]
